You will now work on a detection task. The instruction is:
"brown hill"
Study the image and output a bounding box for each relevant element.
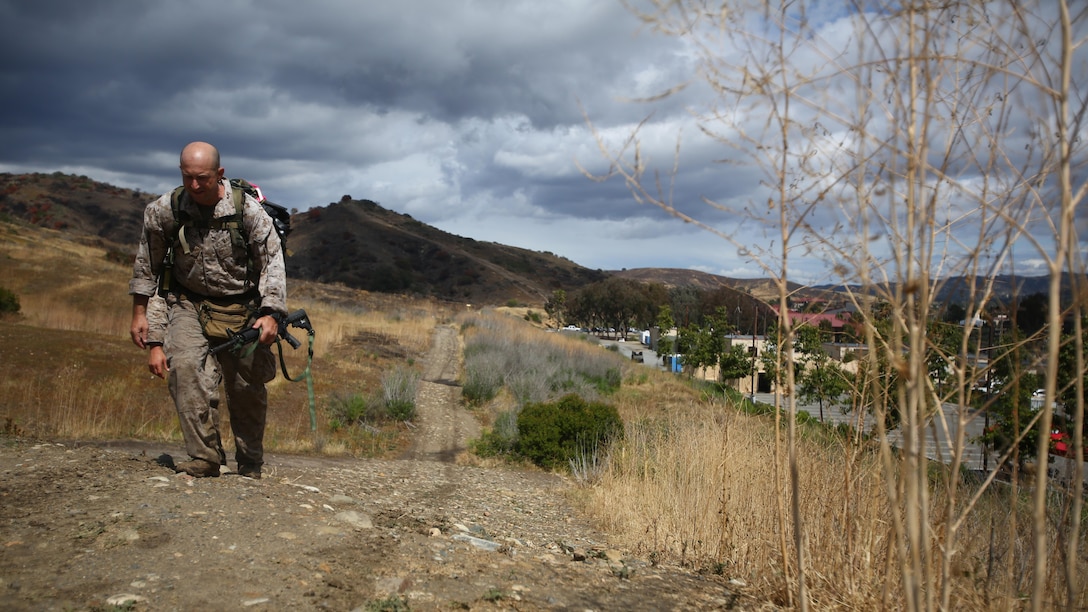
[0,172,607,305]
[285,197,607,304]
[0,171,888,307]
[612,267,810,303]
[0,172,147,246]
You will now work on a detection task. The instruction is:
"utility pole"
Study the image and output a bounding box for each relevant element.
[750,307,758,401]
[983,321,993,473]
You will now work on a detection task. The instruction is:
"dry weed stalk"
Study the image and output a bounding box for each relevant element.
[588,1,1086,609]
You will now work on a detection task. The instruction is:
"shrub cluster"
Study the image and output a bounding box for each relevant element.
[0,285,19,315]
[460,312,621,408]
[515,394,624,470]
[472,410,519,458]
[381,366,420,421]
[327,366,420,430]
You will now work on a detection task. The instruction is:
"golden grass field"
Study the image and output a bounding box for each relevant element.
[0,220,455,456]
[1,219,1083,609]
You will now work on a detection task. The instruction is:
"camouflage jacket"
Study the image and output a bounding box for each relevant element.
[129,180,287,342]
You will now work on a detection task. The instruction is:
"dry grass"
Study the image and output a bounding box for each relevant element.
[581,370,1087,608]
[469,316,1084,607]
[0,221,455,458]
[585,391,889,607]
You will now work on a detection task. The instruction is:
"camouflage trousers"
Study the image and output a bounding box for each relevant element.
[163,294,276,468]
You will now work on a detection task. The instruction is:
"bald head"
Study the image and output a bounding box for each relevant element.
[179,141,225,206]
[180,141,221,171]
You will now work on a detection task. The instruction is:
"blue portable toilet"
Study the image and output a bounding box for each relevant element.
[671,355,683,373]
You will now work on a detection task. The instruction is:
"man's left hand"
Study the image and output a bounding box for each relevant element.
[253,315,279,345]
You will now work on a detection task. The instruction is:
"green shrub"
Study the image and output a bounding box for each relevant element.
[326,393,375,431]
[0,286,19,315]
[385,399,416,422]
[364,595,410,612]
[381,366,419,421]
[462,350,505,405]
[516,394,623,470]
[586,367,621,395]
[473,410,520,457]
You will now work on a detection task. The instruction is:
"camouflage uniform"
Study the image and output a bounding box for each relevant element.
[130,181,287,470]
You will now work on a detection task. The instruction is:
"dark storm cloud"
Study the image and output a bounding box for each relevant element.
[2,1,1077,282]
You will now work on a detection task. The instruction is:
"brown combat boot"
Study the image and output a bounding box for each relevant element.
[174,459,221,478]
[237,463,262,479]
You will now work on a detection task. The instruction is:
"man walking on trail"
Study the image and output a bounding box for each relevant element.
[129,141,287,479]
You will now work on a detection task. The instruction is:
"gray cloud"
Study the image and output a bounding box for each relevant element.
[0,1,1081,284]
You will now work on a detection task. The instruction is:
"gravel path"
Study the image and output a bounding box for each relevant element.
[0,325,764,611]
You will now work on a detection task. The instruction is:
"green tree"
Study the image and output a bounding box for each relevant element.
[544,289,566,328]
[675,324,705,378]
[667,285,703,328]
[719,345,755,382]
[1015,292,1048,339]
[794,325,852,421]
[978,373,1041,467]
[655,304,675,354]
[926,320,964,399]
[568,277,663,338]
[942,302,967,324]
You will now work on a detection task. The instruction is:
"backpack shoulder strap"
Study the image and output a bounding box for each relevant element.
[169,186,193,255]
[228,183,249,252]
[228,182,260,284]
[231,183,246,218]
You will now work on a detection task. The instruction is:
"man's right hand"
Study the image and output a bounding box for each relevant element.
[131,312,149,349]
[148,346,168,379]
[131,295,149,348]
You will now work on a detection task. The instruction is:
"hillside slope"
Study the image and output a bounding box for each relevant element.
[286,197,606,305]
[0,173,606,305]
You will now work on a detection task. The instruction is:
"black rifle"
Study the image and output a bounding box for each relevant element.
[209,309,313,355]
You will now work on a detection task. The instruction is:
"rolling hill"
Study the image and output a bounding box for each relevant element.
[0,172,1063,308]
[0,172,607,305]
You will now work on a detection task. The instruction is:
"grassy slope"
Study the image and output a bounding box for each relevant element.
[0,219,448,455]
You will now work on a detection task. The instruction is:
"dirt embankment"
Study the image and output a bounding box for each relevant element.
[0,325,764,611]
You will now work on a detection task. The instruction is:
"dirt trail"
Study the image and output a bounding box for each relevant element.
[0,325,762,611]
[401,324,479,463]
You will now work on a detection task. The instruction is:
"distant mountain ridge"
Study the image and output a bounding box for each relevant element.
[812,274,1067,306]
[0,172,1060,306]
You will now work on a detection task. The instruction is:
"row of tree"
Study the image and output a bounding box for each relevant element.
[552,277,1077,468]
[545,276,774,337]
